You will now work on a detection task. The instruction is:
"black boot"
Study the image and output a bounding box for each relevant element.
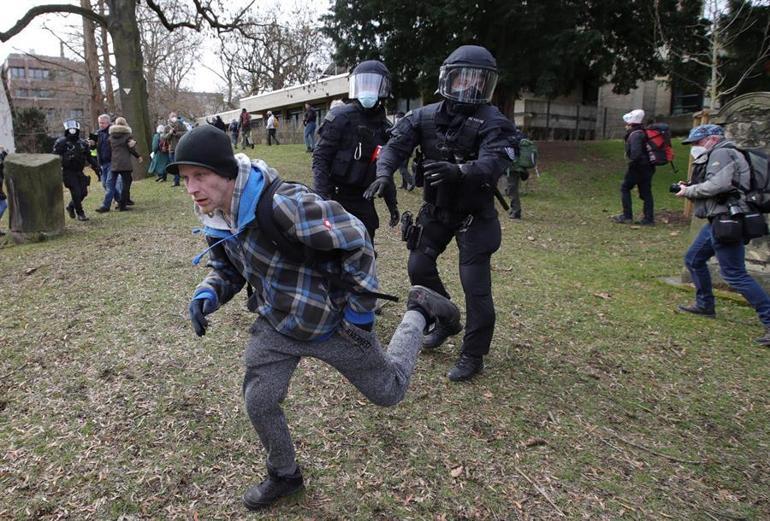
[676,303,715,318]
[447,354,484,382]
[243,468,304,511]
[66,204,76,219]
[423,319,463,349]
[76,211,89,221]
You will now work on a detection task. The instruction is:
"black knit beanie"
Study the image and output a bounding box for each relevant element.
[166,124,239,179]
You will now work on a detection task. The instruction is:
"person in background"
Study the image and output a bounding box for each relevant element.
[0,145,7,235]
[266,111,280,146]
[149,124,171,182]
[108,116,142,211]
[93,114,123,213]
[240,109,254,149]
[54,120,97,221]
[228,119,240,147]
[302,103,317,152]
[394,111,415,191]
[612,108,655,226]
[163,111,187,186]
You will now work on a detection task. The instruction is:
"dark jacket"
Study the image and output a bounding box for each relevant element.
[109,124,140,172]
[97,126,111,165]
[624,125,651,167]
[303,107,317,126]
[163,120,187,153]
[377,100,517,218]
[53,134,93,172]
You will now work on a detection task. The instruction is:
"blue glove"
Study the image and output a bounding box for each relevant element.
[424,161,462,186]
[189,291,217,337]
[344,307,374,331]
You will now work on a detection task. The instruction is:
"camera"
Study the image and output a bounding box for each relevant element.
[669,182,688,194]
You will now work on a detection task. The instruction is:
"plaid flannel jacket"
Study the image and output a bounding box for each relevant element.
[193,154,379,341]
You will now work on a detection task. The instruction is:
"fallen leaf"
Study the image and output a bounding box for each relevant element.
[450,466,463,478]
[524,437,548,448]
[25,267,37,275]
[593,292,612,300]
[527,236,535,241]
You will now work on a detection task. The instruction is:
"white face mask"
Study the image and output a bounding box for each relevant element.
[690,146,707,160]
[170,117,178,123]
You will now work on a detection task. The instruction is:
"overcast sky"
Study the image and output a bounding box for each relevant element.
[0,0,330,94]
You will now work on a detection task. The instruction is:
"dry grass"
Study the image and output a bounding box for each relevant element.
[0,141,768,520]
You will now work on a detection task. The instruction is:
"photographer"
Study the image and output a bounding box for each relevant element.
[674,124,770,347]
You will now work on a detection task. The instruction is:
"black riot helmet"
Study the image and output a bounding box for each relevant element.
[438,45,498,105]
[349,60,391,109]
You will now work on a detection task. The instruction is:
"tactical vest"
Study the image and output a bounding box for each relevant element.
[327,104,390,191]
[417,103,498,216]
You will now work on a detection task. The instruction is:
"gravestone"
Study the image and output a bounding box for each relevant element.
[682,92,770,290]
[5,153,64,243]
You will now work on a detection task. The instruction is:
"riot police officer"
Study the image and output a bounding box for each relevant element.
[53,120,97,221]
[365,45,518,381]
[312,60,399,242]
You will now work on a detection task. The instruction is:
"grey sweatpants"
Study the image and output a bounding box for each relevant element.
[242,310,427,476]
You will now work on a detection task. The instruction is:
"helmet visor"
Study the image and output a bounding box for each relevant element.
[349,72,391,99]
[438,66,498,104]
[63,119,80,130]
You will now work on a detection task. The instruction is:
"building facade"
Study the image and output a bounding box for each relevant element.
[2,53,91,136]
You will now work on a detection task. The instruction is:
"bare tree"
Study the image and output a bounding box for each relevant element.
[217,7,330,96]
[82,0,104,124]
[655,0,770,109]
[1,0,255,163]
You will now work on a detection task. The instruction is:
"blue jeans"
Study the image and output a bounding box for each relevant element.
[0,198,7,221]
[684,223,770,325]
[99,163,121,209]
[169,152,180,185]
[303,122,316,150]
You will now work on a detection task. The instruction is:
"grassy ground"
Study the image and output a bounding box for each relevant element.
[1,141,768,520]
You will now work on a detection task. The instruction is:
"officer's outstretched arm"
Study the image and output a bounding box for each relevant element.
[366,112,421,200]
[460,125,516,191]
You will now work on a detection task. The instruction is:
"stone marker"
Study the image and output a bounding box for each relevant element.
[5,153,64,243]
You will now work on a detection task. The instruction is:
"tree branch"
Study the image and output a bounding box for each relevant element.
[0,4,107,42]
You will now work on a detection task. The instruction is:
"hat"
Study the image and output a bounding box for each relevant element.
[622,109,645,125]
[166,125,239,179]
[682,124,725,144]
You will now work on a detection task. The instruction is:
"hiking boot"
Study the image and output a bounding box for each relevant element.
[76,212,89,221]
[611,214,633,224]
[423,320,464,349]
[634,219,655,226]
[447,354,484,382]
[508,209,522,220]
[407,285,461,329]
[243,469,304,511]
[676,303,716,318]
[95,206,109,213]
[66,205,76,219]
[126,200,135,206]
[754,328,770,346]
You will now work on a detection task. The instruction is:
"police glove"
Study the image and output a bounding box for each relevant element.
[424,161,462,186]
[389,206,400,228]
[189,293,217,337]
[363,175,395,200]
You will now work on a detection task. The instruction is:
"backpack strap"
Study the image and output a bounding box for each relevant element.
[255,175,399,301]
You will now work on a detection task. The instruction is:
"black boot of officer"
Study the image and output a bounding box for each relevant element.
[366,45,517,381]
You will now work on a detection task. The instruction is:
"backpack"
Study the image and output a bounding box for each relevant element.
[513,138,538,170]
[727,145,770,212]
[643,123,674,166]
[255,175,398,301]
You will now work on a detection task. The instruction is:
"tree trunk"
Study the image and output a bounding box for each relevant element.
[108,0,151,177]
[82,0,104,128]
[98,0,115,112]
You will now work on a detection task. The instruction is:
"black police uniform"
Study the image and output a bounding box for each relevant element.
[312,102,397,241]
[53,131,96,219]
[376,100,517,359]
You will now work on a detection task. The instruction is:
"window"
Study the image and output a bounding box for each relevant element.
[29,68,50,80]
[15,88,28,97]
[69,109,84,120]
[9,67,25,78]
[31,89,52,98]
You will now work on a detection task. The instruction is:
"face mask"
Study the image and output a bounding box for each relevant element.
[358,93,378,109]
[67,128,77,136]
[690,146,707,160]
[170,117,178,123]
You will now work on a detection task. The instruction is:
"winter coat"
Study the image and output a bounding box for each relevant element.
[624,124,651,167]
[163,120,187,153]
[97,126,111,165]
[148,132,170,175]
[109,124,140,173]
[682,140,752,219]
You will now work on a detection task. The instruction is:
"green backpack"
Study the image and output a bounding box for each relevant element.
[513,138,538,170]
